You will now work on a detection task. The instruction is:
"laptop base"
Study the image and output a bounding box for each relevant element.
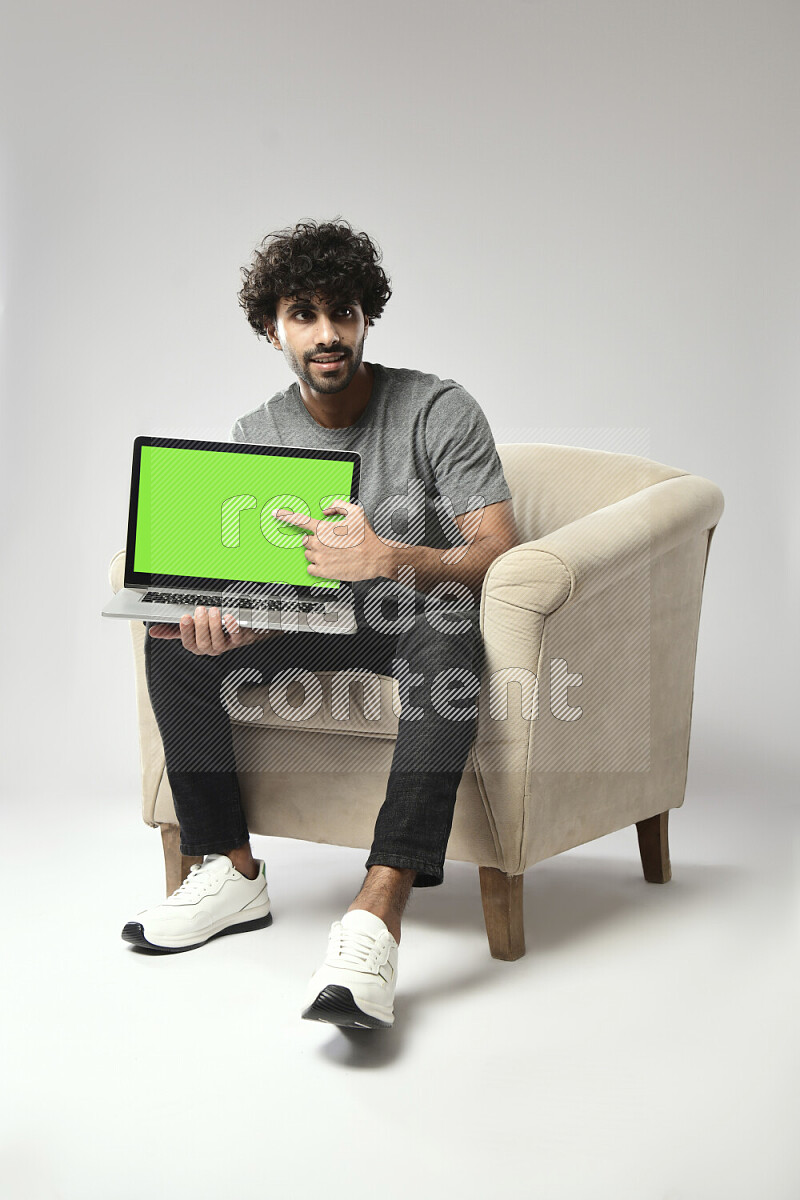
[102,587,358,635]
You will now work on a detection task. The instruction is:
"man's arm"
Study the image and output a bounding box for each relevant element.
[376,499,519,600]
[276,498,520,603]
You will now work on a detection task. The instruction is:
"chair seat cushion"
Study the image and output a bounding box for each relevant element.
[234,671,401,741]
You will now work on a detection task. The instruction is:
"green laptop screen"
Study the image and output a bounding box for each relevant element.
[133,444,355,589]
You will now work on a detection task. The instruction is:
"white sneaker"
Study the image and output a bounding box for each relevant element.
[121,854,272,953]
[301,909,398,1029]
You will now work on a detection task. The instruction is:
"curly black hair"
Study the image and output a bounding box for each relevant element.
[238,217,392,337]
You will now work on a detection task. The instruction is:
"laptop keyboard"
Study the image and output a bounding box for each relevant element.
[141,591,324,613]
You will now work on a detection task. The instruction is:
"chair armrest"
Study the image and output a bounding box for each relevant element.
[109,549,126,593]
[471,473,724,872]
[107,548,166,826]
[482,472,725,616]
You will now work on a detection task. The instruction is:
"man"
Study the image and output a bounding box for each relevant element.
[123,218,518,1030]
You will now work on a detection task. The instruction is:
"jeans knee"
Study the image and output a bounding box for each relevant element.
[391,611,484,723]
[400,605,483,667]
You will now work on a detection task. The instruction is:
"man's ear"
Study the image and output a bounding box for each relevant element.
[264,316,281,351]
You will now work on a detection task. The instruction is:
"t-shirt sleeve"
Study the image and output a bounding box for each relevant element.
[424,383,512,516]
[230,402,281,446]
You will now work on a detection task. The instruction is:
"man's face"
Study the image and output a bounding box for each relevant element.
[267,293,369,393]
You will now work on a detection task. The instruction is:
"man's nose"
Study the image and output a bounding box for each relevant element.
[314,313,340,345]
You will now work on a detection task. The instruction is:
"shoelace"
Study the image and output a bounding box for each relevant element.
[167,859,228,903]
[329,923,389,971]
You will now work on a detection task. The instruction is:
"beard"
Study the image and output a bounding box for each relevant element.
[287,335,366,394]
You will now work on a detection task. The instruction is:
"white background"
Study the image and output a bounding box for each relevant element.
[1,3,798,1198]
[1,0,797,801]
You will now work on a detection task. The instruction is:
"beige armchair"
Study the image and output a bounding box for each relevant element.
[109,442,724,960]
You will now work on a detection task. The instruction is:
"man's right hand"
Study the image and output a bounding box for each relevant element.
[147,606,281,655]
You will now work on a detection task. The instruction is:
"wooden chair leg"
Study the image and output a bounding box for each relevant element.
[479,866,526,961]
[636,811,672,883]
[159,823,203,897]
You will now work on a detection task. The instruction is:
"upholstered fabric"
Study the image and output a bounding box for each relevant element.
[110,442,724,876]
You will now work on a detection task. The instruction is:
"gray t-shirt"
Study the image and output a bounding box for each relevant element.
[231,362,511,558]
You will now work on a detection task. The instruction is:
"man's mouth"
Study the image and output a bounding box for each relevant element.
[311,354,347,371]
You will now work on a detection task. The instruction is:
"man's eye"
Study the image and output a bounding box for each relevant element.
[293,306,353,319]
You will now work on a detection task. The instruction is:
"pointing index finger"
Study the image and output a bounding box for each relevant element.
[272,508,319,534]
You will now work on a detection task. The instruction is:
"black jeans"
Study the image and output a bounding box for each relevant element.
[143,586,485,887]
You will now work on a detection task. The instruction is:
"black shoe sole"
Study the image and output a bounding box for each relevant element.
[121,911,273,954]
[301,984,393,1030]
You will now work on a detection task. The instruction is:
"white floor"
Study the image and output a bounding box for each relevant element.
[2,770,798,1200]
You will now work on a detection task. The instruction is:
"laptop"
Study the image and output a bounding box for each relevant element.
[102,435,361,635]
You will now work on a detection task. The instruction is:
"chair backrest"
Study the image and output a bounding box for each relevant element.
[496,443,687,543]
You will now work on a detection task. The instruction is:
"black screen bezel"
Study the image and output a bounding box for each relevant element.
[124,435,361,597]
